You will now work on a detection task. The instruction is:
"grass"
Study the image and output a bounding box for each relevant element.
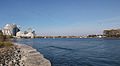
[0,32,14,48]
[0,42,13,48]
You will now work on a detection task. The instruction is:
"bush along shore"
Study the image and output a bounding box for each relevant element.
[0,43,51,66]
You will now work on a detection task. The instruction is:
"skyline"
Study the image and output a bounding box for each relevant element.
[0,0,120,36]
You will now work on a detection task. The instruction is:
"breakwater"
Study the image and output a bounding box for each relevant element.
[0,43,51,66]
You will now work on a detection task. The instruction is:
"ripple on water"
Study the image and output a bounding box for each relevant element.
[13,38,120,66]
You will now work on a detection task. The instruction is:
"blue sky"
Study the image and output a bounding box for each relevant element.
[0,0,120,36]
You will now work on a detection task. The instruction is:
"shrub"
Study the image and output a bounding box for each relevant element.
[0,42,13,48]
[0,32,13,48]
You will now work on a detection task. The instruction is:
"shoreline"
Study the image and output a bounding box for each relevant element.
[14,43,51,66]
[0,43,51,66]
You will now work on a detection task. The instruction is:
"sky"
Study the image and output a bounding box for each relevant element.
[0,0,120,36]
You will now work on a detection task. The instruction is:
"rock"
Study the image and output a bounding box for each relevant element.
[15,43,51,66]
[0,43,51,66]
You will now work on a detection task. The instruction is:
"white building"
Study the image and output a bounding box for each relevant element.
[16,31,24,38]
[2,24,35,38]
[2,24,20,36]
[16,28,35,38]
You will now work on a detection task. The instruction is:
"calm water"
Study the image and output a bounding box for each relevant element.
[13,38,120,66]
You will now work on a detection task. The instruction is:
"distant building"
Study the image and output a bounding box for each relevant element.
[2,24,20,36]
[103,29,120,37]
[1,24,35,38]
[16,28,35,38]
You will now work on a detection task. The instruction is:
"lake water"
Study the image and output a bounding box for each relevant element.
[13,38,120,66]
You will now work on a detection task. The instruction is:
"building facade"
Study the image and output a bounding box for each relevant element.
[2,24,20,36]
[103,29,120,37]
[16,28,35,38]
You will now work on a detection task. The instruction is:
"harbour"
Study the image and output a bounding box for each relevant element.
[13,38,120,66]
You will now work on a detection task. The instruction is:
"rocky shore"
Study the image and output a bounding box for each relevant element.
[0,43,51,66]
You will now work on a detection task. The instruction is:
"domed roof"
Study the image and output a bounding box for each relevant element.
[4,24,11,29]
[6,24,10,27]
[4,24,17,29]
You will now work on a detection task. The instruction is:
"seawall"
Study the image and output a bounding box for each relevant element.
[0,43,51,66]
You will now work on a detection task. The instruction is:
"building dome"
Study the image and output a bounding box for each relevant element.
[4,24,17,29]
[6,24,10,27]
[4,24,11,29]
